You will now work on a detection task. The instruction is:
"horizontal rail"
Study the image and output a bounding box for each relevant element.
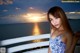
[1,33,80,53]
[1,34,50,46]
[8,41,49,53]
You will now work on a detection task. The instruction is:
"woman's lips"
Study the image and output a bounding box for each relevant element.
[54,24,58,26]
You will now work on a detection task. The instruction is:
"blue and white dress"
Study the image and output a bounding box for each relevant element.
[49,35,66,53]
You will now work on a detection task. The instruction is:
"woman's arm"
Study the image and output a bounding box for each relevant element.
[70,31,80,53]
[65,33,73,53]
[48,46,51,53]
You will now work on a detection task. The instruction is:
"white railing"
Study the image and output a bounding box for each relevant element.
[1,33,80,53]
[1,34,50,53]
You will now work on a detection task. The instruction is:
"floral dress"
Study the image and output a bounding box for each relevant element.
[49,35,66,53]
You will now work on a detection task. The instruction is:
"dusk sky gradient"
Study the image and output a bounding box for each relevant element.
[0,0,80,24]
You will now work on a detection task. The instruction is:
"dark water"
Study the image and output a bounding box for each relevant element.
[0,22,50,41]
[0,19,80,41]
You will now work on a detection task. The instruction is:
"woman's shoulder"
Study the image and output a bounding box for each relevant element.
[63,31,73,41]
[63,31,73,36]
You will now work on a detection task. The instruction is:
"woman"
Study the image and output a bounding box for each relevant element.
[47,6,74,53]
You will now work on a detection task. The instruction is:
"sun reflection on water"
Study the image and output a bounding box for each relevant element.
[32,23,42,43]
[33,23,40,35]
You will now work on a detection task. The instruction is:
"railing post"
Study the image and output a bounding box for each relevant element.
[0,47,6,53]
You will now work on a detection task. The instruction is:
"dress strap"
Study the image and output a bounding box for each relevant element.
[56,32,68,41]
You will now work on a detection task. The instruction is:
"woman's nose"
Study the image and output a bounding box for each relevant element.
[53,20,57,24]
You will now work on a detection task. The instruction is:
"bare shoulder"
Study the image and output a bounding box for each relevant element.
[63,32,73,40]
[64,32,73,38]
[60,31,72,38]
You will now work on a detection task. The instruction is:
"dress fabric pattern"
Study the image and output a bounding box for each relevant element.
[49,35,66,53]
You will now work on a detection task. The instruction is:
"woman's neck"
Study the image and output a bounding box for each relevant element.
[58,25,64,31]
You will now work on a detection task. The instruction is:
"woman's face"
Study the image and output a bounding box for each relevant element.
[49,14,62,29]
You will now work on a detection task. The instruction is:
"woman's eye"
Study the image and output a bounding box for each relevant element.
[55,18,58,19]
[50,19,52,21]
[55,17,58,19]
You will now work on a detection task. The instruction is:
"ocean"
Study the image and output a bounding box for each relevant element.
[0,19,80,41]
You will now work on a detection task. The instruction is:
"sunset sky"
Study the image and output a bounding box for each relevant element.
[0,0,80,24]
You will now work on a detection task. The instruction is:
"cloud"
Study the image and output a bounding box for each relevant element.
[6,0,13,4]
[66,12,80,19]
[0,0,3,5]
[0,14,22,24]
[3,9,8,12]
[0,9,48,24]
[66,14,80,19]
[29,7,34,10]
[0,0,13,5]
[15,7,20,10]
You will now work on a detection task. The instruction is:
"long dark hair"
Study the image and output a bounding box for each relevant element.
[47,6,73,34]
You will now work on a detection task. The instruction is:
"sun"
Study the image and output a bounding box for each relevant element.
[26,13,42,22]
[31,16,40,22]
[22,12,47,23]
